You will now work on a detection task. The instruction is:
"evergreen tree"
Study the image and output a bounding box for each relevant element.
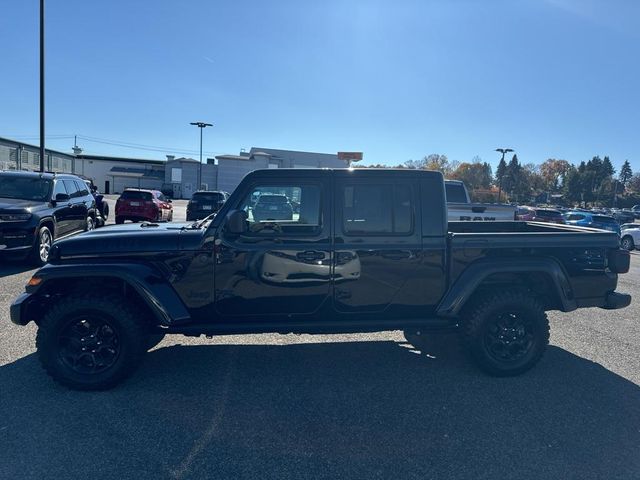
[620,160,633,185]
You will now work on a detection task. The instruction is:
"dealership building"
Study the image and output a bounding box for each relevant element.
[0,137,349,198]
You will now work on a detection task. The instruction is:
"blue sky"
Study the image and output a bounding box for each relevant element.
[1,0,639,171]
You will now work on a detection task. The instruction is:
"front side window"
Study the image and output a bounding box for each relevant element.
[52,180,67,199]
[342,184,413,235]
[237,184,321,235]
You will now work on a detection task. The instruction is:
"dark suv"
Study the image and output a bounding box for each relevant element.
[186,191,229,221]
[252,193,294,222]
[0,171,97,265]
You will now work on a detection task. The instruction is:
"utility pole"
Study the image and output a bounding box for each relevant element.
[190,121,213,190]
[495,148,513,202]
[39,0,45,172]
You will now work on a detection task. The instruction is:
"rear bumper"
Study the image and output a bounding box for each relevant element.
[602,292,631,310]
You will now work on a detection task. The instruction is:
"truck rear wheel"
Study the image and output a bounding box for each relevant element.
[36,294,146,390]
[460,289,549,376]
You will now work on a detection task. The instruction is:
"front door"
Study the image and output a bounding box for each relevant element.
[214,177,332,319]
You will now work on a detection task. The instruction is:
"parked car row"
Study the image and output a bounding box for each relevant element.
[516,205,636,237]
[0,168,234,265]
[0,171,98,265]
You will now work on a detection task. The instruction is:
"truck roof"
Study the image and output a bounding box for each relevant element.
[244,168,444,180]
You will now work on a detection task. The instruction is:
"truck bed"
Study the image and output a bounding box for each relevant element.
[448,221,620,249]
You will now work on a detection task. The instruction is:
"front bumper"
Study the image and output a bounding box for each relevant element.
[10,292,33,325]
[0,225,37,256]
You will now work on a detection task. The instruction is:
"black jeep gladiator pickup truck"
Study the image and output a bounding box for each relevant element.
[10,169,631,390]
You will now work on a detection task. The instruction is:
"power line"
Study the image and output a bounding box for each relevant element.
[2,133,226,157]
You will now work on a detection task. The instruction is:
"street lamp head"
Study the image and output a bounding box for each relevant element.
[495,148,514,154]
[190,122,213,128]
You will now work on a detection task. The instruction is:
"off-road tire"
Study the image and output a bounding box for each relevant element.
[460,289,549,377]
[36,294,146,390]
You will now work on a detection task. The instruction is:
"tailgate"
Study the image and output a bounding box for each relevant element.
[448,203,516,222]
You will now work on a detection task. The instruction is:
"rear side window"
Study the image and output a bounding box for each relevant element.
[121,191,153,201]
[445,183,467,203]
[63,180,80,198]
[565,214,585,221]
[342,184,413,235]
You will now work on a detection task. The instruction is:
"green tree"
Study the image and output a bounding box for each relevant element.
[450,162,493,190]
[539,159,571,191]
[620,160,633,185]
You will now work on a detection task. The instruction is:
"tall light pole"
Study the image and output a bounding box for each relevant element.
[495,148,513,202]
[190,121,213,190]
[39,0,45,172]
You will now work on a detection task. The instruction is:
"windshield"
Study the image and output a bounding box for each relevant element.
[257,195,288,204]
[192,192,224,202]
[0,175,52,201]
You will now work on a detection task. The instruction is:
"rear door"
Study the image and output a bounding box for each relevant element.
[333,173,440,318]
[51,180,73,236]
[214,175,332,319]
[62,180,84,233]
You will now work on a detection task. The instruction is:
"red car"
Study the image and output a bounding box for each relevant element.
[115,189,173,224]
[516,206,536,221]
[531,208,565,224]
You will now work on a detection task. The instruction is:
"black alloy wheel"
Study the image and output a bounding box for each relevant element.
[58,316,120,375]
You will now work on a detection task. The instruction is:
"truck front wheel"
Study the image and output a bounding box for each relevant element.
[36,294,146,390]
[460,289,549,376]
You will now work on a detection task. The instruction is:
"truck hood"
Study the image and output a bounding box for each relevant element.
[50,222,206,260]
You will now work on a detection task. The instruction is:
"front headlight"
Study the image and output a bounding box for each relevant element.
[0,213,32,222]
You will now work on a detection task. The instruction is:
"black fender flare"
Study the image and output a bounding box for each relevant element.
[436,257,576,317]
[30,263,191,326]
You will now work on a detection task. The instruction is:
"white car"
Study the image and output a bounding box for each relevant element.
[260,250,360,284]
[620,224,640,250]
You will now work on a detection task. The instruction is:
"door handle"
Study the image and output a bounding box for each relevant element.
[296,250,325,261]
[381,251,412,260]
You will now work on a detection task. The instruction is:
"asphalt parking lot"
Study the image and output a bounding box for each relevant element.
[1,253,639,479]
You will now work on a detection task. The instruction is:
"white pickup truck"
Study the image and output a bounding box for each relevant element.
[445,180,517,222]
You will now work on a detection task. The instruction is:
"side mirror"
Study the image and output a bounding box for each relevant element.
[225,210,247,234]
[167,199,172,203]
[55,193,70,203]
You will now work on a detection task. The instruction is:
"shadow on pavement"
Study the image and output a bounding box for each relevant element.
[0,262,36,277]
[1,340,639,480]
